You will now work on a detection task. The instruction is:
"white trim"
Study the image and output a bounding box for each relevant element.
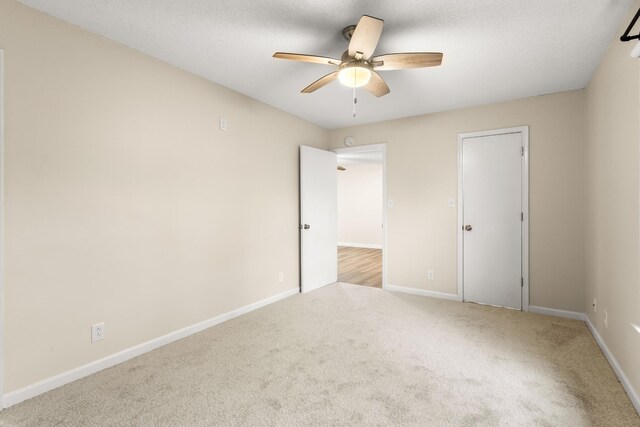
[386,284,459,301]
[332,143,386,154]
[3,287,299,408]
[521,126,529,310]
[0,50,5,410]
[382,147,387,291]
[337,242,382,249]
[457,135,464,302]
[332,143,388,290]
[529,306,587,321]
[457,126,530,310]
[585,317,640,415]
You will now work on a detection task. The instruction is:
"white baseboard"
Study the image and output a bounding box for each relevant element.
[528,306,587,321]
[3,287,299,409]
[337,242,382,250]
[386,284,460,301]
[585,317,640,415]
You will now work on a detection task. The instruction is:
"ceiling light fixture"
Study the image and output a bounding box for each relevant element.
[338,64,371,88]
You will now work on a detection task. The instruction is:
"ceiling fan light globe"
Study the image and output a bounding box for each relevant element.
[338,66,371,88]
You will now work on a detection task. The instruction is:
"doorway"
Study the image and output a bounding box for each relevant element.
[299,143,387,293]
[333,144,387,289]
[457,127,529,310]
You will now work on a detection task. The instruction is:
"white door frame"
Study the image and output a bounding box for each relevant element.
[332,143,388,290]
[0,49,5,408]
[457,126,529,311]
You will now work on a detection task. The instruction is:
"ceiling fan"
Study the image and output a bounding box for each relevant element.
[273,15,443,97]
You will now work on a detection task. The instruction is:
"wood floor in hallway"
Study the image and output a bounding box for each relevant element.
[338,246,382,288]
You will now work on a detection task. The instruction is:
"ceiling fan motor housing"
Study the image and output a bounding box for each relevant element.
[341,50,370,66]
[342,25,356,41]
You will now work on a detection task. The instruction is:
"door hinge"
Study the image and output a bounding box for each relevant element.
[521,146,524,156]
[521,277,524,287]
[521,212,524,221]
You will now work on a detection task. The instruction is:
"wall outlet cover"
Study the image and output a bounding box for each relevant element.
[91,322,105,343]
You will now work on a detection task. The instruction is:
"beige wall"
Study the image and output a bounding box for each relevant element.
[0,0,328,392]
[330,91,586,312]
[337,163,383,247]
[585,0,640,403]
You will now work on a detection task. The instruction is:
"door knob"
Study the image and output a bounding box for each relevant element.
[464,225,472,231]
[303,224,310,230]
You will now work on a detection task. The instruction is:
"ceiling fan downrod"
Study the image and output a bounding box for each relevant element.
[342,25,356,41]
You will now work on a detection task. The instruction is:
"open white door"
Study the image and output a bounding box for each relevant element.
[300,146,337,293]
[459,129,527,310]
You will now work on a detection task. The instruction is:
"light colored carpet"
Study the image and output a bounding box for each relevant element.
[0,283,638,426]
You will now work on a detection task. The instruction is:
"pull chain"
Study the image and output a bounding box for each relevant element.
[353,86,357,117]
[352,71,357,118]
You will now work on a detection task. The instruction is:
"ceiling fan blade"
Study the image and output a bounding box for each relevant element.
[372,52,443,71]
[273,52,341,66]
[364,71,390,97]
[301,71,339,93]
[348,15,384,60]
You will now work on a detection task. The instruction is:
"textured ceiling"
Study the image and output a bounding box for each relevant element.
[18,0,634,129]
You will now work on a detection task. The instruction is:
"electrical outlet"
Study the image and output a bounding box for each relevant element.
[593,298,597,312]
[427,270,434,281]
[219,117,228,131]
[278,272,284,283]
[447,198,456,208]
[604,310,608,328]
[91,322,105,343]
